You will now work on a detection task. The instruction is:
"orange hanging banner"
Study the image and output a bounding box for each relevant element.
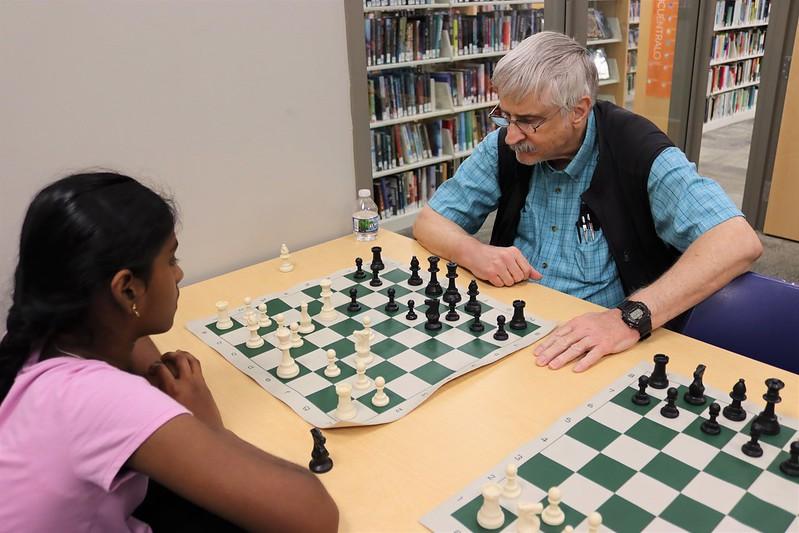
[646,0,679,98]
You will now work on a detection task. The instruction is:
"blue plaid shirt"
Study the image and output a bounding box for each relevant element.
[428,110,742,308]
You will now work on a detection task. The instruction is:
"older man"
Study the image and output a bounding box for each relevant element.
[413,31,761,372]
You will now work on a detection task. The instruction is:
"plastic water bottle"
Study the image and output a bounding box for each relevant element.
[353,189,379,241]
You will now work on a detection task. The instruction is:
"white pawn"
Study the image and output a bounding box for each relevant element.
[371,376,389,407]
[562,527,573,533]
[257,303,271,328]
[245,315,264,349]
[476,483,505,530]
[354,359,371,390]
[362,315,375,342]
[502,463,522,499]
[587,512,602,533]
[324,349,341,378]
[275,327,299,379]
[215,300,233,330]
[273,313,287,339]
[243,296,254,324]
[290,322,303,348]
[279,243,294,273]
[515,501,543,533]
[335,382,356,420]
[298,302,314,334]
[541,487,565,526]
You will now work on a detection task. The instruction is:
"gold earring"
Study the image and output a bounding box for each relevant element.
[132,303,141,318]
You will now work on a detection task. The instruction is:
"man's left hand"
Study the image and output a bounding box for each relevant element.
[533,309,640,372]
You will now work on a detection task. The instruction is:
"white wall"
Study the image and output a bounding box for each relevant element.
[0,1,356,326]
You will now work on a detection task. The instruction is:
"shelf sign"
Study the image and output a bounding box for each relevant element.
[646,0,679,98]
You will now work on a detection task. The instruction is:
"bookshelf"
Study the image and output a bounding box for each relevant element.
[626,0,639,107]
[587,0,632,106]
[703,0,770,133]
[363,0,545,229]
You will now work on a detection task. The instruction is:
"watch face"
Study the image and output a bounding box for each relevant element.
[629,308,645,321]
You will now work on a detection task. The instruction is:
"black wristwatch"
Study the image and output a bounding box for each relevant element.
[616,299,652,341]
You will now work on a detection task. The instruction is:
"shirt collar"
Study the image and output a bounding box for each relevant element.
[544,109,597,180]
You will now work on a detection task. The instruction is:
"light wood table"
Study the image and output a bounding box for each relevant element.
[154,230,798,532]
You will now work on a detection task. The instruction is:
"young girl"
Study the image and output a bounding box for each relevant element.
[0,172,338,531]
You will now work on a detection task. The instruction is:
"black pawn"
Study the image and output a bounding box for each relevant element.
[469,307,485,333]
[779,441,799,477]
[649,354,669,389]
[309,428,333,474]
[353,257,367,279]
[493,315,509,341]
[370,246,385,272]
[723,378,747,422]
[701,403,722,436]
[509,300,527,330]
[425,256,443,297]
[660,387,679,418]
[753,378,784,436]
[632,375,651,406]
[445,300,459,322]
[684,364,707,406]
[408,256,423,286]
[347,287,361,312]
[424,298,442,331]
[384,287,399,313]
[465,280,481,315]
[742,425,764,458]
[405,299,417,321]
[370,266,382,287]
[442,262,462,304]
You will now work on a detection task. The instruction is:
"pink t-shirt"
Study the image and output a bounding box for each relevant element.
[0,352,189,532]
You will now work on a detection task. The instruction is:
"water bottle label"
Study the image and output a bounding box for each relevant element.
[353,215,379,234]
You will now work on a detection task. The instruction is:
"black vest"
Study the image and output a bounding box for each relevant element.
[489,100,681,296]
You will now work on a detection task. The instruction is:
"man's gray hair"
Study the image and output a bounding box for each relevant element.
[492,31,598,111]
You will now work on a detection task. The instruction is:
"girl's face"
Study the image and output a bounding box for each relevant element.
[138,233,183,334]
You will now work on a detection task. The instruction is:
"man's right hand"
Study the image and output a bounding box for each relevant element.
[464,241,542,286]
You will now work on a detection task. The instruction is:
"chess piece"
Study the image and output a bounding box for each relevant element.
[243,296,254,324]
[334,383,356,421]
[742,425,764,457]
[660,387,679,418]
[684,364,707,405]
[369,265,382,287]
[445,300,459,322]
[353,257,367,279]
[354,329,373,366]
[425,256,443,297]
[299,302,314,334]
[279,243,294,273]
[753,378,784,436]
[779,441,799,477]
[587,512,602,533]
[424,298,442,331]
[309,427,333,473]
[476,483,504,530]
[276,327,299,379]
[701,402,722,435]
[290,322,303,348]
[324,349,340,378]
[405,299,417,320]
[469,307,485,332]
[493,315,509,341]
[408,256,423,286]
[362,315,375,342]
[245,315,264,349]
[648,353,669,389]
[384,287,399,312]
[442,262,462,304]
[515,502,543,533]
[273,313,287,337]
[465,280,481,315]
[509,300,527,330]
[318,278,338,322]
[370,246,385,272]
[501,463,521,499]
[257,303,271,328]
[215,300,234,330]
[347,287,362,312]
[723,378,747,421]
[371,376,389,407]
[541,486,565,526]
[632,375,651,406]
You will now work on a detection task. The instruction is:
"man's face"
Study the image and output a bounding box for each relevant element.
[497,92,579,166]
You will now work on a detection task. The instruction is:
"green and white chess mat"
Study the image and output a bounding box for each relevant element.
[186,258,556,428]
[421,362,799,533]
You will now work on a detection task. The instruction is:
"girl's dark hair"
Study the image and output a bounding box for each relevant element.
[0,172,176,402]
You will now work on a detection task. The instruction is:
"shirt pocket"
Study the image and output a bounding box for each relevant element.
[573,227,615,285]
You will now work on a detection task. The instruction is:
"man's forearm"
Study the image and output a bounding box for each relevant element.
[632,217,762,329]
[413,206,480,266]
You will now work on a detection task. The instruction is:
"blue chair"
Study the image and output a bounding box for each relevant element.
[680,272,799,374]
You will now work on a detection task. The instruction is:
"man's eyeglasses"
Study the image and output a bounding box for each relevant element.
[488,104,556,134]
